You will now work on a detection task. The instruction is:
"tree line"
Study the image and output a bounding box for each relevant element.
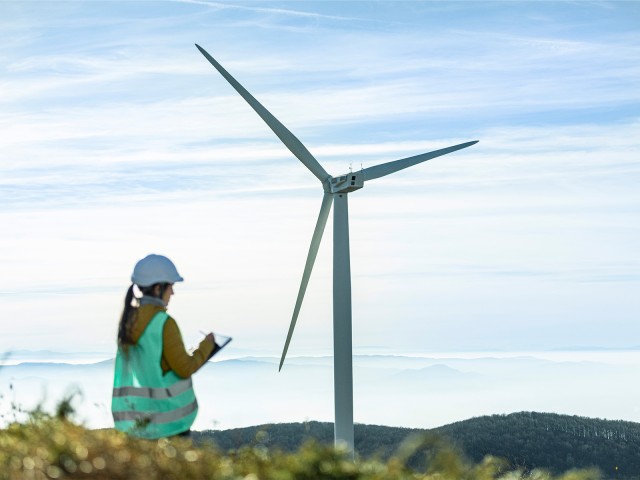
[194,412,640,478]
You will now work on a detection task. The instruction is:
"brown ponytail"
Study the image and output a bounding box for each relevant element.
[117,284,138,349]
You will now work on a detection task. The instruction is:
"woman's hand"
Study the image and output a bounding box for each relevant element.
[203,332,217,360]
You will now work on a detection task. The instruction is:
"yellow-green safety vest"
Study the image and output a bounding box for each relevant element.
[111,311,198,438]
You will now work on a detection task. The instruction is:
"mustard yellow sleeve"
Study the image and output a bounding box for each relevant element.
[162,316,214,378]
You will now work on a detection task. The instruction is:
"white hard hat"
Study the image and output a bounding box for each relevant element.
[131,254,184,287]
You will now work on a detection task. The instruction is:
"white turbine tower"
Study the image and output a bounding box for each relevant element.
[196,44,478,452]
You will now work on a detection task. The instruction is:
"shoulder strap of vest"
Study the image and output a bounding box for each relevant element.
[144,310,169,338]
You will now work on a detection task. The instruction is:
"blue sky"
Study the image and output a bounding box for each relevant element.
[0,1,639,356]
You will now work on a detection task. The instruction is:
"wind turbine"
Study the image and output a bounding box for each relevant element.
[196,44,478,452]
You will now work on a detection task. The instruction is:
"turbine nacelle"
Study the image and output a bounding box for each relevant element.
[324,172,364,194]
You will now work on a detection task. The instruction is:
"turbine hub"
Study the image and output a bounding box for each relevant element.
[324,172,364,194]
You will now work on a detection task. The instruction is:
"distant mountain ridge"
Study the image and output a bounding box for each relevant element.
[194,412,640,478]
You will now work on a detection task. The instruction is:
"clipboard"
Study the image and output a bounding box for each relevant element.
[211,333,232,357]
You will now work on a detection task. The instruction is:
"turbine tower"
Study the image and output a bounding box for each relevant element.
[196,44,478,452]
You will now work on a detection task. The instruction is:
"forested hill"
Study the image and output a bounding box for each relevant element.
[194,412,640,478]
[434,412,640,476]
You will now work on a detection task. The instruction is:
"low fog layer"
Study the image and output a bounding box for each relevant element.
[2,351,638,431]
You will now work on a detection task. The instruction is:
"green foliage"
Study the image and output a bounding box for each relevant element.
[0,414,600,480]
[435,412,640,478]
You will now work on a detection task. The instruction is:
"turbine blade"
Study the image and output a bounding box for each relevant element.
[362,140,478,182]
[279,192,333,371]
[195,44,330,183]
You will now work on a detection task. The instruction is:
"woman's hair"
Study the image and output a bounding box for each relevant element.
[117,284,138,348]
[117,283,172,349]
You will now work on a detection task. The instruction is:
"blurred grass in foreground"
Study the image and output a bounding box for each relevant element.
[0,413,602,480]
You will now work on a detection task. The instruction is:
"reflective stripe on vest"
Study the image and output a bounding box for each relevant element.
[112,399,198,424]
[111,311,198,438]
[113,378,194,400]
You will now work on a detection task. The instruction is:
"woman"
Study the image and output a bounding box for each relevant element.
[111,254,215,438]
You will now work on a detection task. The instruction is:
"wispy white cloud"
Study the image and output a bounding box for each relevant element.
[166,0,368,22]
